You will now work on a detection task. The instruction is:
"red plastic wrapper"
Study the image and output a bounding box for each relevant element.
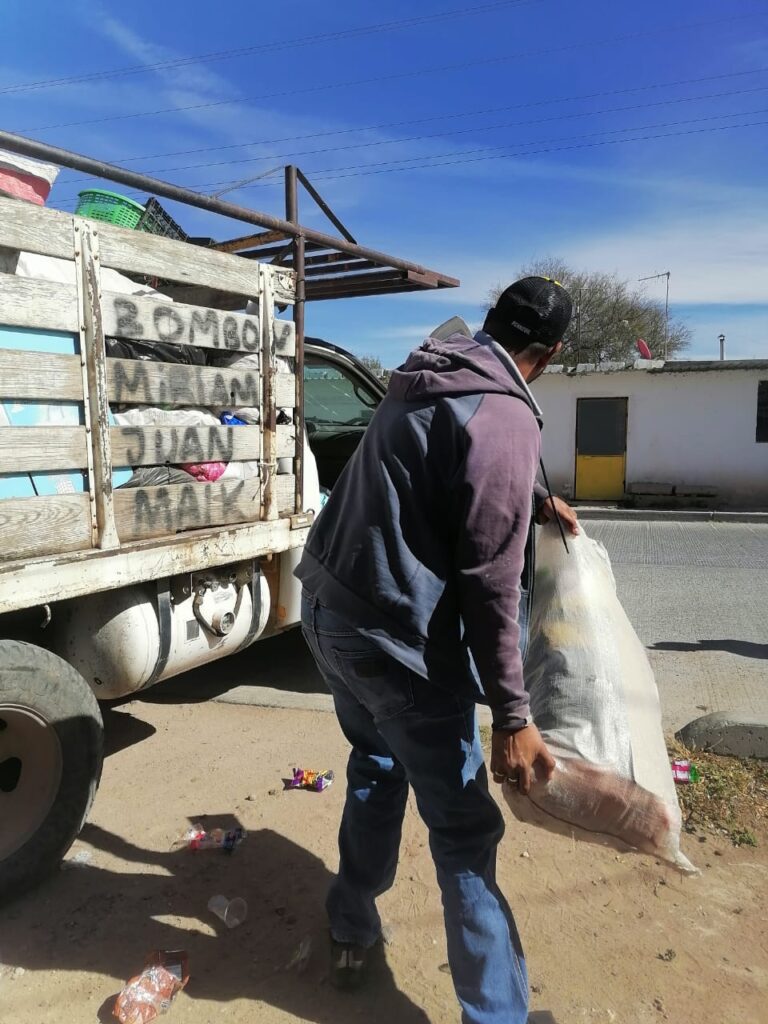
[113,951,189,1024]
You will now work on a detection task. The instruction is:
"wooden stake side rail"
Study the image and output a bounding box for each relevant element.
[0,424,296,472]
[0,195,296,304]
[0,275,296,355]
[0,202,301,604]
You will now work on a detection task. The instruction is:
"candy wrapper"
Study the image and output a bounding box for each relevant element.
[290,768,334,792]
[671,758,701,784]
[175,824,246,852]
[113,950,189,1024]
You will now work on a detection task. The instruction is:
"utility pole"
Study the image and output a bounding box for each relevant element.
[719,333,726,361]
[639,270,671,359]
[576,288,582,364]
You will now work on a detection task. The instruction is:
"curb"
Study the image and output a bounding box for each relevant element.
[576,507,768,524]
[676,710,768,760]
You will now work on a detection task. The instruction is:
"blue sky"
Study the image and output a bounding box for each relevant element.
[3,0,767,365]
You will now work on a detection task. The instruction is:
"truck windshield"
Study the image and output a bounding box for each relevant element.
[304,358,379,430]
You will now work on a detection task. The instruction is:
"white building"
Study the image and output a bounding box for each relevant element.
[532,360,768,508]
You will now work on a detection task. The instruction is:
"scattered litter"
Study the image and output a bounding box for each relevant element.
[531,983,544,994]
[208,895,248,930]
[520,850,531,859]
[671,759,701,784]
[113,950,189,1024]
[381,924,396,947]
[438,963,451,975]
[61,849,92,870]
[284,935,312,973]
[289,768,334,792]
[657,948,677,962]
[174,824,246,853]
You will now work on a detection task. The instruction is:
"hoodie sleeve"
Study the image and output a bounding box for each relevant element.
[453,393,540,729]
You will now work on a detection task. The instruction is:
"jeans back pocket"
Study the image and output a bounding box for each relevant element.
[332,647,415,722]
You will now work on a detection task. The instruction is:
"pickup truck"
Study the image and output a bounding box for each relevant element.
[0,136,456,901]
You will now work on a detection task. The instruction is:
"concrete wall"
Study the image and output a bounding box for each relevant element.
[531,367,768,507]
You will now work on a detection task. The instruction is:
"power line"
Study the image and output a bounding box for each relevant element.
[16,11,763,135]
[0,0,540,96]
[52,64,768,179]
[56,82,768,186]
[53,118,768,210]
[304,118,768,183]
[52,108,768,206]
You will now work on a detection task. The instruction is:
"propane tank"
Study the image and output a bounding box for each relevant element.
[48,565,269,700]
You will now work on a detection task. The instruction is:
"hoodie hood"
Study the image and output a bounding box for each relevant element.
[388,332,540,423]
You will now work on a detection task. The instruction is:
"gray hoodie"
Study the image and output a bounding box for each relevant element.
[295,332,541,729]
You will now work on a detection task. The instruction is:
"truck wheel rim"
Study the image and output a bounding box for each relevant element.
[0,705,63,861]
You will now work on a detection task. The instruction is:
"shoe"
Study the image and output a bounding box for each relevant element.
[329,936,369,991]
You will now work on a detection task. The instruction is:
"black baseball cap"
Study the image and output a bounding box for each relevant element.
[489,276,572,348]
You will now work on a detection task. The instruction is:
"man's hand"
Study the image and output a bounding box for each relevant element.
[537,495,579,535]
[490,725,556,795]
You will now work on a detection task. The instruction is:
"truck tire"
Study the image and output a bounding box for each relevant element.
[0,641,103,903]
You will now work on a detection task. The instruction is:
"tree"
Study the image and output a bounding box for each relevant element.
[359,354,392,383]
[489,258,691,365]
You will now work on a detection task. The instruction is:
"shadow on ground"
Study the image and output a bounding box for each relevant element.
[137,629,327,705]
[3,824,429,1024]
[652,639,768,660]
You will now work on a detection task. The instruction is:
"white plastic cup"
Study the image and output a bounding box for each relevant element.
[207,894,248,929]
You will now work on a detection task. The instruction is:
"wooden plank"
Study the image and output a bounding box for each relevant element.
[107,357,260,408]
[275,373,296,408]
[74,220,119,549]
[0,517,309,614]
[274,318,296,357]
[113,478,262,543]
[214,229,290,253]
[0,427,87,472]
[0,197,296,304]
[276,473,297,514]
[0,350,83,401]
[267,265,297,306]
[0,195,74,261]
[0,276,79,333]
[101,291,262,355]
[110,425,261,467]
[97,220,262,299]
[0,493,91,561]
[276,423,295,458]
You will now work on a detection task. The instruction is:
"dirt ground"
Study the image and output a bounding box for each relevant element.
[2,699,767,1024]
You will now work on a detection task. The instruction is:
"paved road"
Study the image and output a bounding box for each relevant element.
[587,520,768,731]
[150,521,768,735]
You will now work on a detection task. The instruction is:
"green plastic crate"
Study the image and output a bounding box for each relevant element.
[75,189,146,229]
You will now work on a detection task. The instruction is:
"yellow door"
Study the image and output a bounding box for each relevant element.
[574,398,627,500]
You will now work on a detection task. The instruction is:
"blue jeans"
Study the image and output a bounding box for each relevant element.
[301,592,528,1024]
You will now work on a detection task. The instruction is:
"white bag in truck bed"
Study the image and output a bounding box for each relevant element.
[504,523,696,874]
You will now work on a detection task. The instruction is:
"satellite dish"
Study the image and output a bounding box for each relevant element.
[636,338,653,360]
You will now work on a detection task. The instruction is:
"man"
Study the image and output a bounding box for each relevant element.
[296,277,577,1024]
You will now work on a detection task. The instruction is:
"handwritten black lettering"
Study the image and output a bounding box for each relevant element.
[230,372,259,407]
[223,315,240,350]
[153,306,185,344]
[242,318,259,352]
[122,426,145,464]
[189,309,220,348]
[209,426,234,462]
[179,427,205,463]
[111,361,150,404]
[135,488,173,533]
[113,298,144,339]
